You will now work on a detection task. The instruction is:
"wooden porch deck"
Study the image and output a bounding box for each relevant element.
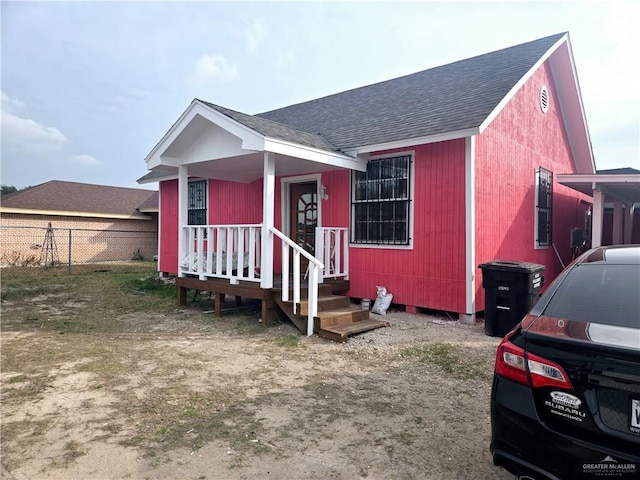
[175,275,389,342]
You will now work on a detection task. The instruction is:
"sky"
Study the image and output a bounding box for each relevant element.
[1,1,638,191]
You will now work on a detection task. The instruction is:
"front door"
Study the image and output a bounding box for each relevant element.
[289,182,318,275]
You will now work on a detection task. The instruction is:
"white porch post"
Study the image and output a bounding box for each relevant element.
[592,187,604,248]
[261,152,275,288]
[462,136,476,325]
[624,204,635,244]
[178,165,189,277]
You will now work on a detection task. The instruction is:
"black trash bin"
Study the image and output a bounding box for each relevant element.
[479,260,545,337]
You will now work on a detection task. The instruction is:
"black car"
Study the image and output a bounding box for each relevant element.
[490,245,640,480]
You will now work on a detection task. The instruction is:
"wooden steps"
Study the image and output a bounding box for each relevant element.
[175,276,388,342]
[299,294,351,315]
[272,284,389,342]
[318,318,390,343]
[314,304,370,329]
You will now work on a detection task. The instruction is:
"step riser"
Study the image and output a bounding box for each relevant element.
[299,297,351,315]
[318,320,389,342]
[314,310,370,329]
[274,285,334,298]
[273,283,388,342]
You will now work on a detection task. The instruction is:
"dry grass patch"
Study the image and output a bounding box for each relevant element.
[1,267,510,480]
[399,342,494,380]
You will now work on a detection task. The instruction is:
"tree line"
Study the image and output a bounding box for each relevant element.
[1,185,30,196]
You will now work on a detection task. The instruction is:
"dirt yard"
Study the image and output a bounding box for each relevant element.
[1,266,512,479]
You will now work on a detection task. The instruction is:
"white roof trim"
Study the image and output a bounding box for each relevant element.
[145,100,265,169]
[479,33,595,175]
[0,207,152,220]
[145,99,197,162]
[479,34,567,133]
[550,35,596,173]
[145,100,365,173]
[264,137,366,171]
[557,173,640,183]
[137,173,178,185]
[344,127,479,156]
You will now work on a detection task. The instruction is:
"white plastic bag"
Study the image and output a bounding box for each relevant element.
[371,286,393,315]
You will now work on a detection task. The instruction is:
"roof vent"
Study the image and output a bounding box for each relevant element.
[540,85,549,113]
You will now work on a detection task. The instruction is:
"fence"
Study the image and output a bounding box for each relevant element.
[0,224,157,274]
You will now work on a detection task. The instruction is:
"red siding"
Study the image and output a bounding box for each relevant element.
[475,59,590,310]
[158,179,263,275]
[208,180,262,224]
[345,141,467,313]
[319,170,351,228]
[159,180,178,274]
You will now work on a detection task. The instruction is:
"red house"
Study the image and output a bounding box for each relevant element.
[139,32,595,339]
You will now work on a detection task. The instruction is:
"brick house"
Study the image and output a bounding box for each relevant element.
[1,181,158,266]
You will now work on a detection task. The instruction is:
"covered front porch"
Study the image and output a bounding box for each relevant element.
[142,99,388,339]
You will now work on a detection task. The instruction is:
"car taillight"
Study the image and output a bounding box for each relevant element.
[495,339,529,385]
[495,338,573,390]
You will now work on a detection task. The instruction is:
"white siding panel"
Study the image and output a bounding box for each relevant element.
[183,124,246,164]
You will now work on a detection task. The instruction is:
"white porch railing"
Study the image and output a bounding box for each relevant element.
[315,227,349,283]
[179,224,262,284]
[178,224,350,338]
[270,227,323,337]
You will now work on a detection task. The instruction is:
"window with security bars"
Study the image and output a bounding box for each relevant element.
[351,155,411,245]
[535,167,553,247]
[188,180,207,225]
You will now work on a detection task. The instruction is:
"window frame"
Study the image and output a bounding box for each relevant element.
[535,167,553,249]
[350,152,414,249]
[187,179,208,226]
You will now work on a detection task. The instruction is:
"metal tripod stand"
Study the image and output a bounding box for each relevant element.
[41,222,59,267]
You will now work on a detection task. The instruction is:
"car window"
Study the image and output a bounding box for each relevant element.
[543,265,640,329]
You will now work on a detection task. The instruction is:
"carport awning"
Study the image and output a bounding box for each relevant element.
[558,169,640,248]
[557,171,640,206]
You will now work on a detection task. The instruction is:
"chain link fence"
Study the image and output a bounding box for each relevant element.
[1,224,157,275]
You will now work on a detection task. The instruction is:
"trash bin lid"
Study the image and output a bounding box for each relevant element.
[478,260,545,273]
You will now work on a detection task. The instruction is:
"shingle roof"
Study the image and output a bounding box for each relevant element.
[256,33,566,150]
[142,32,576,184]
[200,101,339,152]
[1,181,158,218]
[137,192,160,212]
[596,167,640,175]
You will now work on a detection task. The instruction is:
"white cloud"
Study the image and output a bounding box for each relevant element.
[1,91,25,113]
[188,54,238,85]
[69,154,101,167]
[245,18,268,53]
[1,91,68,154]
